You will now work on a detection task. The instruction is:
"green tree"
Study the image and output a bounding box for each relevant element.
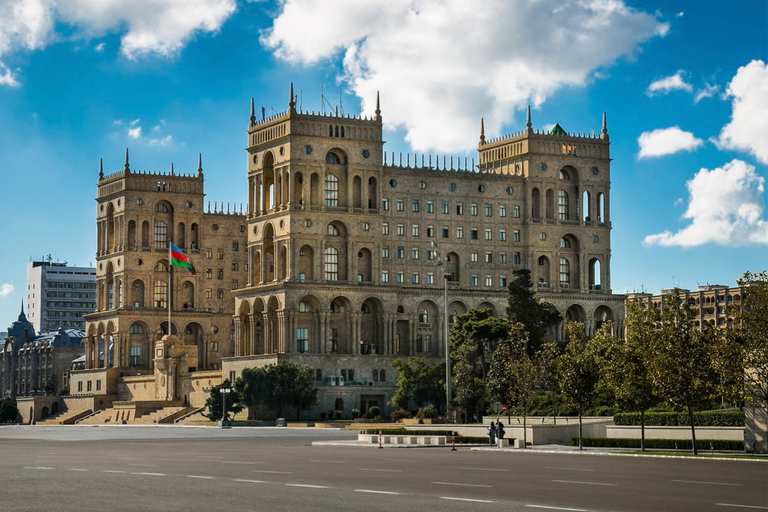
[558,322,601,450]
[506,269,562,354]
[650,288,717,455]
[203,379,243,422]
[264,362,318,419]
[488,323,541,448]
[736,271,768,409]
[0,398,18,423]
[598,303,658,452]
[538,341,561,423]
[452,341,490,423]
[389,357,445,411]
[235,366,270,420]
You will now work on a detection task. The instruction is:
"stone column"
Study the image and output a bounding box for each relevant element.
[276,310,286,353]
[233,317,242,357]
[249,313,257,355]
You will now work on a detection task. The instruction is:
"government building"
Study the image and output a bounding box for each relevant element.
[49,85,625,424]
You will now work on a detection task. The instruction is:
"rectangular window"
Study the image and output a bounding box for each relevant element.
[217,268,224,279]
[383,223,389,235]
[382,270,389,282]
[325,176,339,207]
[232,280,238,290]
[206,269,212,279]
[426,225,434,237]
[382,198,390,210]
[456,203,464,215]
[442,226,449,238]
[232,261,239,271]
[514,205,521,218]
[499,252,507,264]
[412,200,419,212]
[486,204,493,217]
[411,248,419,260]
[412,273,419,284]
[397,247,404,259]
[470,251,478,262]
[411,224,419,237]
[397,223,405,236]
[217,289,224,299]
[154,222,168,249]
[442,201,449,214]
[205,289,212,299]
[218,249,224,259]
[513,230,520,242]
[324,249,339,281]
[382,246,390,258]
[397,272,404,283]
[456,227,464,239]
[470,275,478,286]
[296,329,308,352]
[470,203,478,216]
[77,381,83,392]
[514,252,521,264]
[485,252,493,263]
[130,346,141,366]
[499,229,507,241]
[426,250,434,261]
[499,205,507,217]
[485,229,492,241]
[316,369,323,381]
[396,199,405,211]
[500,276,507,287]
[232,242,239,251]
[470,229,478,240]
[427,272,434,284]
[426,201,434,213]
[486,275,493,287]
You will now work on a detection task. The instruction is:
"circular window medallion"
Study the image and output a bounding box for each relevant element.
[186,201,193,208]
[253,226,259,235]
[137,199,143,205]
[362,222,370,231]
[212,326,219,334]
[478,185,485,193]
[279,147,285,156]
[304,145,312,154]
[240,225,246,232]
[390,179,397,187]
[540,163,547,171]
[362,149,370,158]
[506,186,514,195]
[591,167,599,175]
[540,232,547,241]
[593,235,599,243]
[212,224,219,231]
[449,183,456,191]
[304,219,312,227]
[279,220,284,228]
[252,155,258,164]
[419,181,427,189]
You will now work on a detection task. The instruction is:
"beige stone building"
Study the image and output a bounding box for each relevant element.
[62,86,625,422]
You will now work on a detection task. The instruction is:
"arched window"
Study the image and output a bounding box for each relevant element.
[331,301,341,313]
[324,247,339,281]
[559,257,570,286]
[154,261,168,272]
[324,174,339,207]
[155,203,169,213]
[154,281,167,308]
[361,303,371,314]
[154,221,168,249]
[129,324,144,334]
[559,169,570,180]
[326,152,341,164]
[419,309,428,323]
[560,237,571,248]
[326,224,340,236]
[298,301,310,312]
[558,190,569,220]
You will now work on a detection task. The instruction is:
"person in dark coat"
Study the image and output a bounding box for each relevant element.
[496,421,505,447]
[488,421,496,446]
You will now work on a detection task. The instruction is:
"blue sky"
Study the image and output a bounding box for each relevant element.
[0,0,766,332]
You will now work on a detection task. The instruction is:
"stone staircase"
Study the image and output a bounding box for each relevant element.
[37,409,92,425]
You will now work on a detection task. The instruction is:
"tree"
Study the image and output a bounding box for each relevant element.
[390,357,445,411]
[245,362,318,419]
[736,272,768,409]
[235,367,270,420]
[506,269,562,354]
[0,398,18,423]
[203,379,243,422]
[599,302,658,452]
[488,323,541,448]
[558,322,601,450]
[650,288,717,455]
[538,341,561,424]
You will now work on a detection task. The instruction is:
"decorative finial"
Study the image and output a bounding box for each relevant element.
[99,158,104,180]
[197,153,203,176]
[375,91,381,118]
[526,105,532,129]
[480,118,485,144]
[602,111,608,135]
[170,162,175,176]
[289,82,296,110]
[124,148,130,171]
[250,98,256,125]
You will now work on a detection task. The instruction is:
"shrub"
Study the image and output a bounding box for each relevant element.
[335,410,343,420]
[320,411,327,420]
[391,408,411,422]
[613,411,745,427]
[368,406,381,418]
[352,408,360,419]
[421,404,439,419]
[572,437,743,451]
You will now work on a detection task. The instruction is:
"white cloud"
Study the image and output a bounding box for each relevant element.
[121,118,173,146]
[0,0,236,86]
[95,42,106,52]
[693,83,719,103]
[261,0,668,152]
[714,60,768,164]
[128,126,142,139]
[646,70,692,95]
[643,159,768,247]
[0,283,14,298]
[637,126,703,158]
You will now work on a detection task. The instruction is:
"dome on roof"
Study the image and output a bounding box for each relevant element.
[8,306,35,343]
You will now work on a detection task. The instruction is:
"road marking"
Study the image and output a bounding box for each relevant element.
[253,470,293,474]
[128,463,157,467]
[673,480,743,487]
[551,480,616,487]
[527,505,590,511]
[233,479,269,484]
[354,489,401,495]
[545,467,595,472]
[22,467,54,470]
[132,472,166,476]
[460,467,509,472]
[103,470,126,474]
[285,484,331,489]
[716,505,768,510]
[310,459,345,464]
[358,468,403,473]
[68,468,90,472]
[440,497,495,503]
[432,481,492,488]
[221,461,257,465]
[187,475,215,480]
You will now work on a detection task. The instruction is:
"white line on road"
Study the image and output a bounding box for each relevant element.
[128,464,157,467]
[131,472,166,476]
[187,475,215,480]
[233,479,269,484]
[310,460,345,464]
[354,489,401,495]
[103,470,126,474]
[22,467,54,470]
[68,468,90,472]
[716,504,768,510]
[460,467,509,472]
[673,480,743,487]
[551,480,616,487]
[440,497,495,503]
[544,467,595,472]
[432,481,492,488]
[221,461,257,465]
[252,470,293,474]
[527,505,591,511]
[285,484,331,489]
[358,468,403,473]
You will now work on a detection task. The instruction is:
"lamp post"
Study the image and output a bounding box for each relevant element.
[220,386,231,428]
[431,241,452,417]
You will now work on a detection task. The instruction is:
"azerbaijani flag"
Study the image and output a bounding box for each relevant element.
[170,242,196,275]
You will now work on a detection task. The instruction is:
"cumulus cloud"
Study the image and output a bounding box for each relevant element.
[261,0,668,152]
[713,60,768,164]
[0,0,236,85]
[637,126,703,158]
[119,118,173,146]
[646,70,692,95]
[643,159,768,247]
[693,83,719,103]
[0,283,14,297]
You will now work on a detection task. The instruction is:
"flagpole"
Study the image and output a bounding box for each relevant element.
[168,240,172,335]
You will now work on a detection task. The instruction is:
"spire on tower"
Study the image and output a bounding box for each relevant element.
[526,105,532,129]
[197,153,203,176]
[289,82,296,110]
[480,118,485,144]
[124,148,130,172]
[99,158,104,180]
[602,111,608,135]
[250,98,256,125]
[375,91,381,118]
[170,162,175,176]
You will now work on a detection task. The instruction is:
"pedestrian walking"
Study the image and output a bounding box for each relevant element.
[488,421,496,446]
[497,421,505,447]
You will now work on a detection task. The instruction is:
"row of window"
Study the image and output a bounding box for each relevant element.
[383,247,522,264]
[382,198,522,218]
[382,223,518,241]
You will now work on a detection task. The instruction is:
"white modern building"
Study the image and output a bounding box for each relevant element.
[26,260,97,332]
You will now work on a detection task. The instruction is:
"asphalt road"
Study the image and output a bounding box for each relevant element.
[0,426,765,512]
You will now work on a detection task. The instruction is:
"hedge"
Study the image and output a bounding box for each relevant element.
[613,411,744,427]
[571,437,744,451]
[363,429,488,444]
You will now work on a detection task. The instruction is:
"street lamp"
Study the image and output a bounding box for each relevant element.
[220,386,232,428]
[430,241,452,417]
